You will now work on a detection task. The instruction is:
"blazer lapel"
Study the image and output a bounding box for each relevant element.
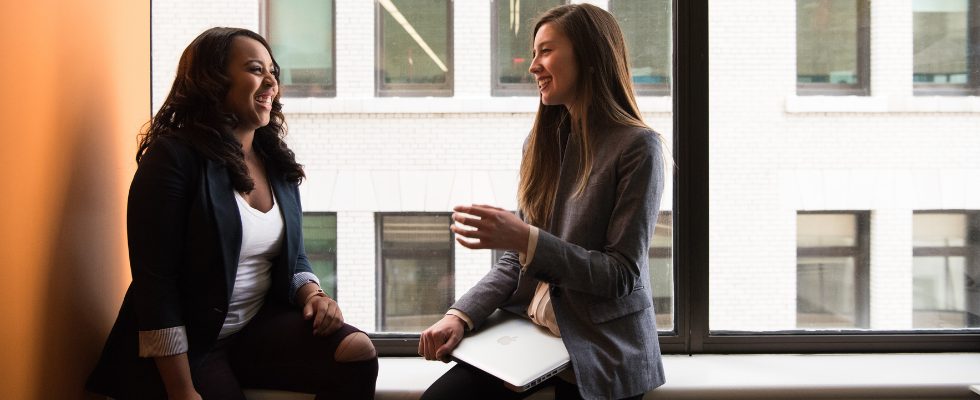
[266,162,298,294]
[205,159,243,301]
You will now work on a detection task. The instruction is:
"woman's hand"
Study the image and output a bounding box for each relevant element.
[419,314,465,363]
[450,205,530,253]
[303,294,345,336]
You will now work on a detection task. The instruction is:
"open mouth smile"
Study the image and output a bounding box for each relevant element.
[537,77,552,90]
[254,94,273,108]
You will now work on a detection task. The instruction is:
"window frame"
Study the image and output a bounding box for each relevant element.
[608,0,672,97]
[375,0,454,97]
[369,0,980,356]
[259,0,337,98]
[490,0,569,97]
[302,211,339,298]
[913,0,980,96]
[795,0,871,96]
[374,212,456,335]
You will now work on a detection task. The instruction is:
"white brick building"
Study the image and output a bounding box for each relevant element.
[152,0,979,334]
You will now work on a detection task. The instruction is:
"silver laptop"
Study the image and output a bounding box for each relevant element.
[450,309,570,392]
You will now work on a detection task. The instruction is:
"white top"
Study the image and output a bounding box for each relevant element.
[218,188,284,339]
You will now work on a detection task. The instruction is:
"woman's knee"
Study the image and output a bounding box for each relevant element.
[334,331,377,362]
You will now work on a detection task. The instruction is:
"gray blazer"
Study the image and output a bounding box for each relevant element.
[451,124,666,400]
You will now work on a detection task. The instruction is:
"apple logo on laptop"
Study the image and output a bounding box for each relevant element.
[497,336,518,345]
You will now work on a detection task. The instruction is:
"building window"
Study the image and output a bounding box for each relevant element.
[796,0,870,96]
[650,211,674,331]
[376,0,453,97]
[912,211,980,329]
[377,213,454,332]
[302,212,338,298]
[796,212,870,329]
[610,0,672,96]
[492,0,567,96]
[263,0,336,97]
[913,0,980,96]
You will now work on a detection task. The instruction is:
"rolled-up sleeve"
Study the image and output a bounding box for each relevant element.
[128,138,195,355]
[138,326,188,357]
[291,272,321,303]
[519,226,540,269]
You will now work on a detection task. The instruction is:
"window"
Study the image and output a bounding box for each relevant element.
[913,211,980,328]
[377,213,454,332]
[913,0,980,95]
[302,212,338,298]
[492,0,566,96]
[376,0,453,97]
[796,0,870,95]
[704,0,978,353]
[264,0,336,97]
[610,0,672,96]
[796,212,870,329]
[650,211,674,331]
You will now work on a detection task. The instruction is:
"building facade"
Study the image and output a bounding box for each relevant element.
[151,0,979,335]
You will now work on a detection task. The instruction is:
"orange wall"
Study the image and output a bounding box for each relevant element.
[0,0,149,398]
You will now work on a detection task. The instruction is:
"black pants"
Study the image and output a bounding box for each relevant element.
[420,363,645,400]
[191,302,378,400]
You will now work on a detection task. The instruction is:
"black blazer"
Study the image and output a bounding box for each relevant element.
[86,135,313,399]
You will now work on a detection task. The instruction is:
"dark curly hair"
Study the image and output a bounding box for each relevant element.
[137,27,304,192]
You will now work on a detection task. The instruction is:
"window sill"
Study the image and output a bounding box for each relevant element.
[786,95,980,113]
[279,96,672,114]
[239,353,980,400]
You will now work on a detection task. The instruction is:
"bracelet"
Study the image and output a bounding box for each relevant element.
[304,289,328,306]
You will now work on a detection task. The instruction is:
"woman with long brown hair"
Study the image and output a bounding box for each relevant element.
[86,27,378,399]
[418,4,668,400]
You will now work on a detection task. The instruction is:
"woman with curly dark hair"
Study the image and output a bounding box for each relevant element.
[86,27,378,400]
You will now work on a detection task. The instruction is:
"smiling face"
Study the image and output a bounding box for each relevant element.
[223,36,278,135]
[529,23,579,109]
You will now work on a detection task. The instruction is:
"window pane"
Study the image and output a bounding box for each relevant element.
[797,0,859,84]
[913,0,969,84]
[912,213,979,329]
[650,211,673,331]
[797,257,857,328]
[495,0,561,88]
[380,0,450,88]
[711,1,980,334]
[798,213,857,247]
[611,0,672,93]
[380,214,454,333]
[269,0,334,96]
[303,213,337,298]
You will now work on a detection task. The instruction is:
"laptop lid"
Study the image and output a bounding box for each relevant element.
[450,309,570,392]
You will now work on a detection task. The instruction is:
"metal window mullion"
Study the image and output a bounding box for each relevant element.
[673,0,708,354]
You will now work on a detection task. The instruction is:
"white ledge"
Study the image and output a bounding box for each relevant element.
[280,96,672,114]
[241,353,980,400]
[787,95,980,113]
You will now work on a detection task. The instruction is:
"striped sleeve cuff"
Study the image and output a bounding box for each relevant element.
[446,309,474,331]
[138,326,188,358]
[291,272,322,303]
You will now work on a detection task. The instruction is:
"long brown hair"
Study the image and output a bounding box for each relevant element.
[137,27,304,192]
[518,4,667,227]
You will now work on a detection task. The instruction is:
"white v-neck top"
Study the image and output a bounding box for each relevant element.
[217,188,284,339]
